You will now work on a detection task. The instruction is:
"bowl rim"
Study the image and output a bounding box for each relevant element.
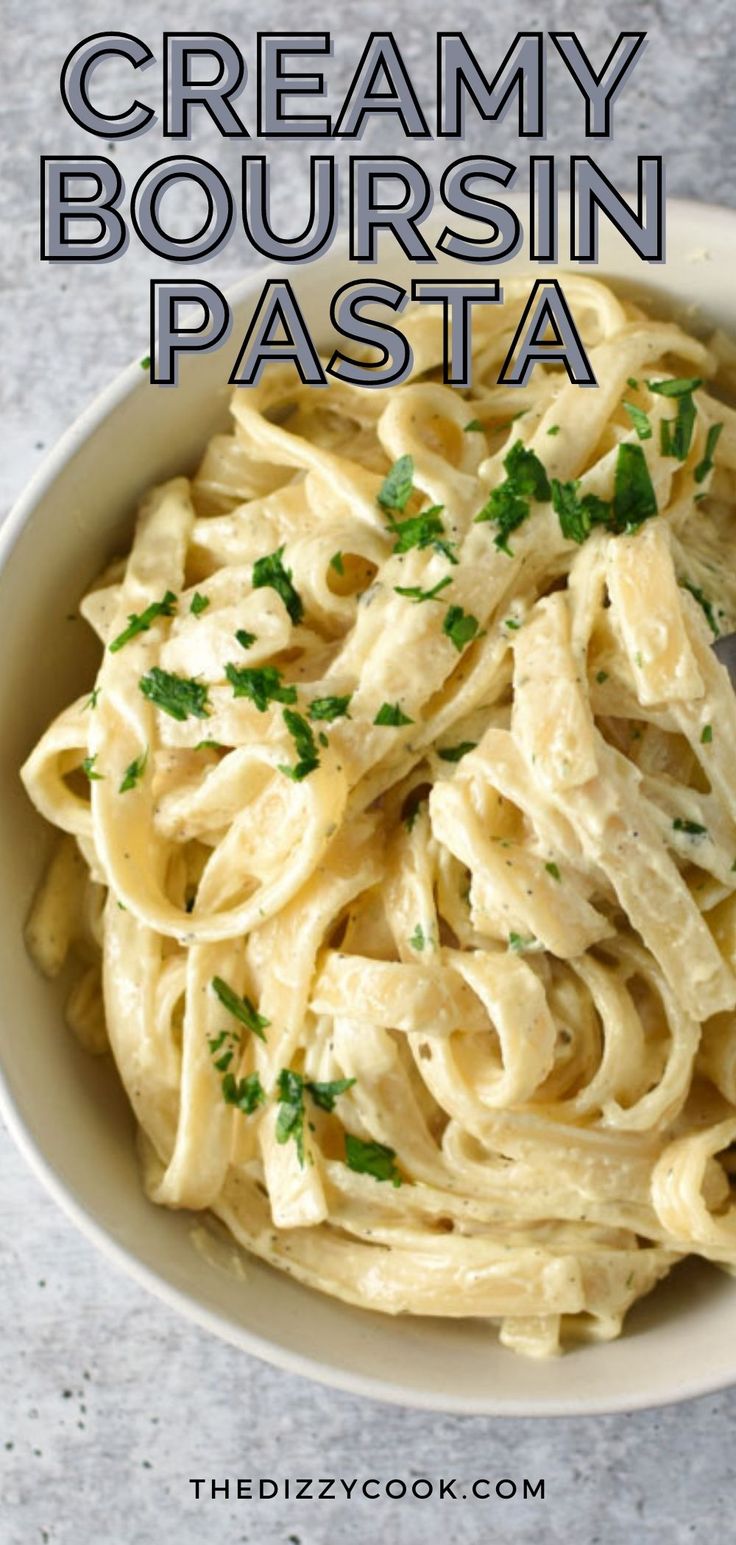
[3,194,736,1416]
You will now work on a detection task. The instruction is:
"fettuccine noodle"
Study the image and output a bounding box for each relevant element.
[21,276,736,1357]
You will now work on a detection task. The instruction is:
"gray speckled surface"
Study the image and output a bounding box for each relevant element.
[2,2,735,1541]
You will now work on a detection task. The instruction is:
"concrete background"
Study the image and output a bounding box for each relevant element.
[1,1,735,1541]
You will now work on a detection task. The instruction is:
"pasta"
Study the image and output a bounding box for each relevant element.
[20,275,736,1358]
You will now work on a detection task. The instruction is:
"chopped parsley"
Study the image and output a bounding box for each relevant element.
[140,355,150,371]
[275,1068,355,1167]
[437,741,477,763]
[442,605,479,652]
[409,924,426,951]
[386,505,458,564]
[672,818,708,838]
[660,393,697,462]
[647,376,702,398]
[194,738,224,751]
[508,932,541,953]
[596,669,609,684]
[119,748,147,793]
[551,479,612,544]
[374,702,413,727]
[623,401,652,440]
[464,419,484,432]
[680,580,719,636]
[627,376,639,390]
[307,694,352,722]
[81,754,103,781]
[344,1134,402,1187]
[474,439,551,554]
[546,424,560,436]
[377,454,414,512]
[252,547,303,625]
[85,686,100,710]
[394,576,453,604]
[613,442,658,529]
[109,591,177,652]
[225,663,297,711]
[545,862,561,881]
[701,724,713,745]
[190,592,210,616]
[235,629,256,650]
[694,423,723,484]
[211,975,270,1041]
[221,1071,266,1115]
[329,551,345,575]
[279,708,320,780]
[139,667,211,721]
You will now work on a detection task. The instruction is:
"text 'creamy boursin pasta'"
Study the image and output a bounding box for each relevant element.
[21,277,736,1359]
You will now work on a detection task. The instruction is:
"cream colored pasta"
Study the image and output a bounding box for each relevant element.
[21,276,736,1358]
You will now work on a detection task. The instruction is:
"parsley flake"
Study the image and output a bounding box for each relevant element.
[442,605,479,652]
[613,443,658,529]
[464,419,484,432]
[139,667,211,721]
[694,423,723,484]
[190,592,210,617]
[329,551,345,575]
[225,663,296,711]
[377,455,414,512]
[374,702,413,727]
[394,576,453,604]
[221,1071,266,1115]
[545,862,561,881]
[279,708,320,780]
[551,479,612,544]
[508,932,541,953]
[344,1134,402,1187]
[701,724,713,745]
[82,754,103,781]
[211,976,270,1041]
[672,818,708,838]
[85,687,100,710]
[386,505,458,564]
[274,1068,354,1168]
[680,580,719,637]
[307,695,352,722]
[119,747,148,793]
[437,741,477,763]
[660,393,697,462]
[647,377,702,398]
[109,591,177,652]
[252,547,303,625]
[409,924,426,951]
[623,401,652,440]
[235,629,256,651]
[474,439,551,554]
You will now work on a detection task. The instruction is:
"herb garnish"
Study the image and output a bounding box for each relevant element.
[344,1134,402,1186]
[275,1068,355,1167]
[109,591,177,652]
[508,932,542,953]
[545,862,561,881]
[623,401,652,440]
[222,1071,266,1114]
[394,576,453,604]
[701,724,713,745]
[329,551,345,575]
[139,667,211,721]
[442,605,479,652]
[374,702,413,727]
[82,754,103,781]
[551,479,612,544]
[85,687,100,710]
[648,377,702,398]
[225,663,297,711]
[279,709,320,780]
[377,454,414,512]
[386,506,458,564]
[119,747,147,793]
[307,695,352,722]
[190,592,210,617]
[252,547,303,625]
[409,924,426,951]
[680,580,719,636]
[464,419,484,432]
[694,423,723,484]
[235,629,256,650]
[437,741,477,763]
[474,439,551,554]
[211,975,270,1041]
[672,818,708,837]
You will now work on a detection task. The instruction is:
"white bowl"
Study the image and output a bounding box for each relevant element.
[3,197,736,1415]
